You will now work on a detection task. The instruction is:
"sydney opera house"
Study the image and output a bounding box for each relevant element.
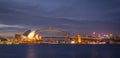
[15,30,42,42]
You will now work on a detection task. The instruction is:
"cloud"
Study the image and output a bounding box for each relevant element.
[0,24,26,28]
[0,0,120,33]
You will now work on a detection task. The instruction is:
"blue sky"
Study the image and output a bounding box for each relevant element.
[0,0,120,34]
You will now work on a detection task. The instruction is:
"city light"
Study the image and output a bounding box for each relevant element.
[71,41,75,44]
[0,28,120,44]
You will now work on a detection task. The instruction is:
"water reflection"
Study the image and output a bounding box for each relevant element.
[26,45,37,58]
[0,45,118,58]
[91,45,112,58]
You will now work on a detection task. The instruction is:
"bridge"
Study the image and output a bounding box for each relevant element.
[37,27,72,39]
[42,36,69,38]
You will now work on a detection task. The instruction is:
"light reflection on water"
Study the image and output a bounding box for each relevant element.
[26,45,37,58]
[0,45,119,58]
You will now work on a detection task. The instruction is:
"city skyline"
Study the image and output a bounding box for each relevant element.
[0,0,120,34]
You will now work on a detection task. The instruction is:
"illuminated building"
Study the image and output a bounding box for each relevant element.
[77,34,81,43]
[106,34,110,39]
[97,34,101,39]
[71,40,75,44]
[23,30,31,36]
[15,30,42,41]
[92,32,96,38]
[27,30,36,40]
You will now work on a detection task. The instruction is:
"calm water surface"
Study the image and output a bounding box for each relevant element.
[0,44,119,58]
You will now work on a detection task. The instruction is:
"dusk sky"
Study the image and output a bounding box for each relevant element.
[0,0,120,34]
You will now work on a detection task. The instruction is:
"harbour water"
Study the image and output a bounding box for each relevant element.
[0,44,119,58]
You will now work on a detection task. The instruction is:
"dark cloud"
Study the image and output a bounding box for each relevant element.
[0,0,120,34]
